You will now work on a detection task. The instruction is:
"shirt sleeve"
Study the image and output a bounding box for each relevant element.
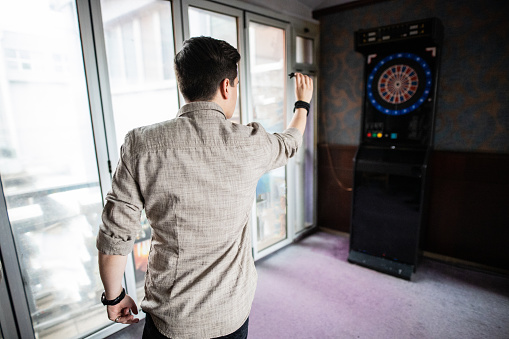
[249,123,302,172]
[96,131,144,256]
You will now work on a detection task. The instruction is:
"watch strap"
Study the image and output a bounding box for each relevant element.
[101,288,126,306]
[293,100,310,116]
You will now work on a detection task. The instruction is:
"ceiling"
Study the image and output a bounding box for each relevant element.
[237,0,359,20]
[296,0,357,11]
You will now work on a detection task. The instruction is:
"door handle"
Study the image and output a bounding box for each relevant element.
[0,259,2,283]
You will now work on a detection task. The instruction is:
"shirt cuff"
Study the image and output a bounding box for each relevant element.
[282,127,303,146]
[96,228,135,256]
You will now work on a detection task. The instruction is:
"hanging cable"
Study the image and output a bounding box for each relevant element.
[321,108,353,192]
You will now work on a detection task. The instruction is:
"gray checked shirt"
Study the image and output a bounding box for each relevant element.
[97,101,302,338]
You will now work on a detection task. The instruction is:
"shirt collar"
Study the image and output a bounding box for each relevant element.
[177,101,226,120]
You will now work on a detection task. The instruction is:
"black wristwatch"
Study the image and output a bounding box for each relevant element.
[101,288,126,306]
[293,101,310,116]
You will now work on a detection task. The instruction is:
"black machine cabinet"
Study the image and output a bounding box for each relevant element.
[348,18,443,280]
[350,146,429,279]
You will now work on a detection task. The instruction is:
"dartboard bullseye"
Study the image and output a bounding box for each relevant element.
[367,53,432,116]
[378,65,418,104]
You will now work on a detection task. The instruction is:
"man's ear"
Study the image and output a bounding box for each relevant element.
[219,78,230,99]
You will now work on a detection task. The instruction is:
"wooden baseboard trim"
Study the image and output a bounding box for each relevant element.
[319,227,350,238]
[423,251,509,276]
[318,227,508,275]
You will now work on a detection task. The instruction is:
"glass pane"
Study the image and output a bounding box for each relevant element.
[0,2,108,338]
[249,22,287,251]
[101,0,178,305]
[295,96,314,234]
[188,6,241,124]
[188,6,237,48]
[102,0,179,149]
[296,36,313,64]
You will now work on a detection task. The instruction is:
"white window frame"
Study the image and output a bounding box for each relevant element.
[290,19,320,238]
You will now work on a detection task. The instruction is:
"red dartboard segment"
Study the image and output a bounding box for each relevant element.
[377,64,419,104]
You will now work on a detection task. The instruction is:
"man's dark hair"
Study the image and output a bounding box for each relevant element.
[174,36,240,102]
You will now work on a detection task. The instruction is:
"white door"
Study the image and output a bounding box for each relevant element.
[246,14,293,259]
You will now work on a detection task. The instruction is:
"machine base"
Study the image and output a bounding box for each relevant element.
[348,250,414,280]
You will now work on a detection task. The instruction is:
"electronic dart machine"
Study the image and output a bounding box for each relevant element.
[348,18,443,280]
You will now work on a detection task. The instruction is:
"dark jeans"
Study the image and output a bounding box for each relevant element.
[142,313,249,339]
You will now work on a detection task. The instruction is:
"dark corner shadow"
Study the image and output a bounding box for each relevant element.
[411,257,509,296]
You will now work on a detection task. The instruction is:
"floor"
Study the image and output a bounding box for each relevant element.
[107,230,509,339]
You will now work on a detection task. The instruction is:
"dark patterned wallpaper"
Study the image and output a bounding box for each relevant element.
[318,0,509,153]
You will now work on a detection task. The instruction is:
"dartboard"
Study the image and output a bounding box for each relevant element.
[367,53,432,116]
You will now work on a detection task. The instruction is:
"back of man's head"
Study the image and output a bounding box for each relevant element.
[174,36,240,102]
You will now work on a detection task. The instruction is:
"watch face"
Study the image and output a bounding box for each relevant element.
[367,52,432,116]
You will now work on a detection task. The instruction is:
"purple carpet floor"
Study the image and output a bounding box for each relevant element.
[108,230,509,339]
[248,230,509,339]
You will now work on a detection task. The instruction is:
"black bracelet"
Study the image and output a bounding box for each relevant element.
[101,288,126,306]
[293,101,310,116]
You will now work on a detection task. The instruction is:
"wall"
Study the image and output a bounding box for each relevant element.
[316,0,509,270]
[239,0,314,20]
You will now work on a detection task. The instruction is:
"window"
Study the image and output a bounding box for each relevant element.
[100,0,179,306]
[0,1,108,338]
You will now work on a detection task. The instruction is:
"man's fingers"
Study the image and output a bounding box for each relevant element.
[292,72,313,103]
[296,73,312,88]
[106,295,140,324]
[113,315,140,324]
[122,315,139,324]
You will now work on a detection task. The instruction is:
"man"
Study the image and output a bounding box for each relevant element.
[97,36,313,339]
